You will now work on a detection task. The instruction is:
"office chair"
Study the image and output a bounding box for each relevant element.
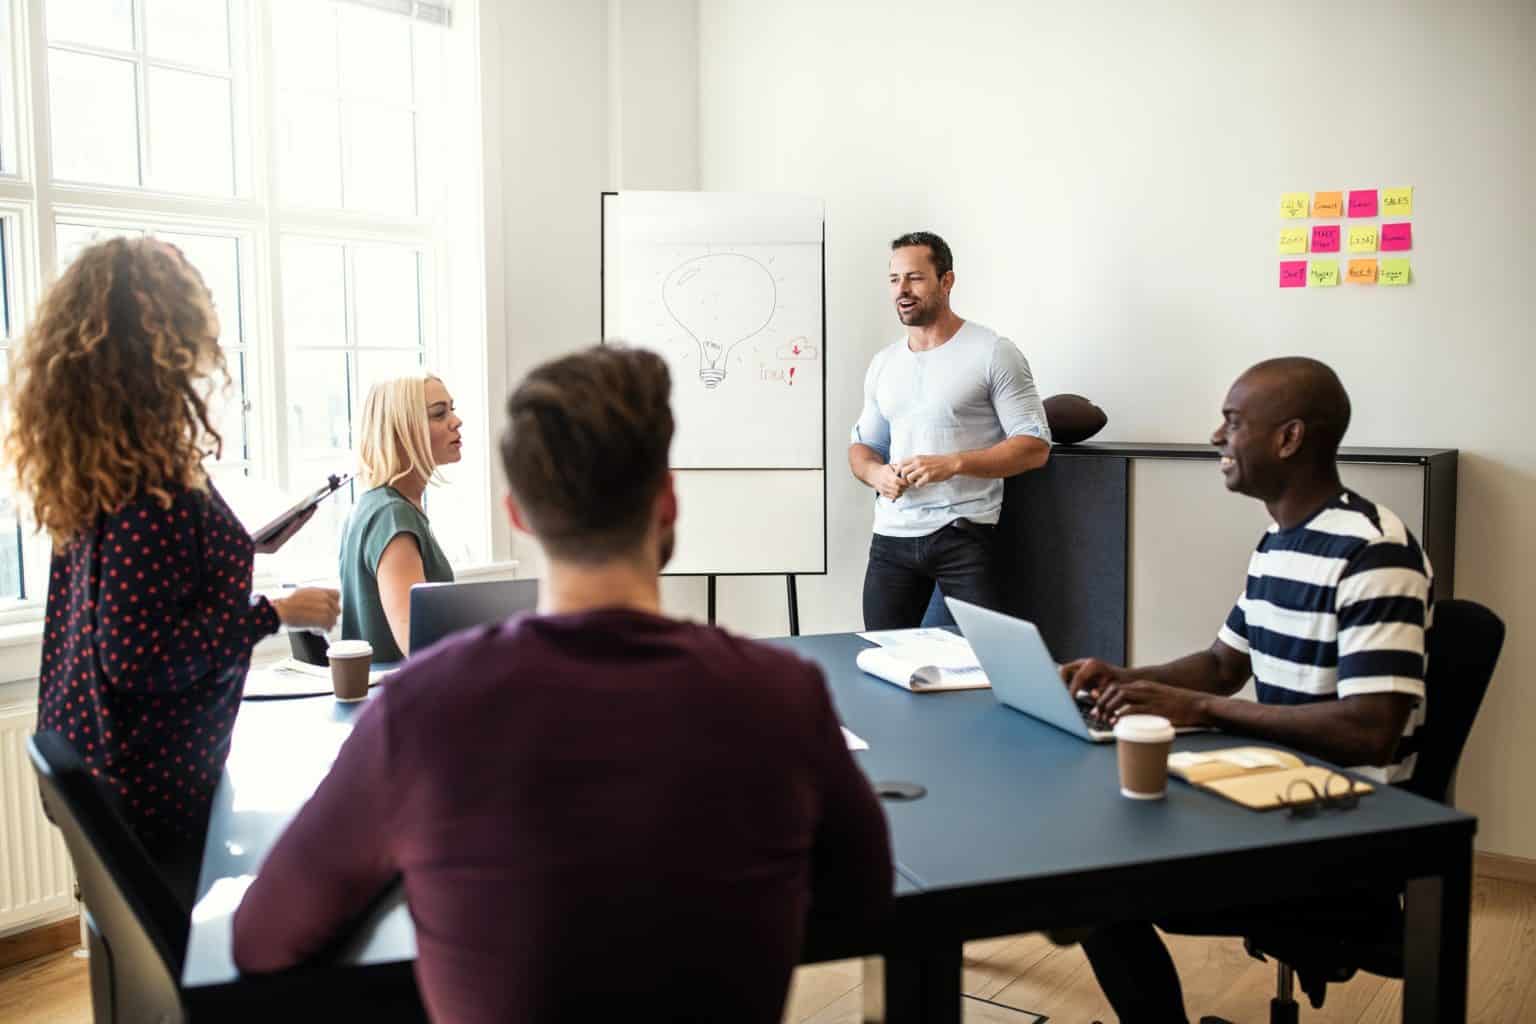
[1231,598,1505,1024]
[29,731,188,1024]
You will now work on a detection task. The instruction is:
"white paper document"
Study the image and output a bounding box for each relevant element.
[856,627,969,649]
[841,726,869,751]
[855,639,991,692]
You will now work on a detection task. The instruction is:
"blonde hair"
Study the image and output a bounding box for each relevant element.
[357,373,445,490]
[4,237,225,547]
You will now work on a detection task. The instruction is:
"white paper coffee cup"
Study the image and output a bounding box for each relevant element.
[1115,714,1176,800]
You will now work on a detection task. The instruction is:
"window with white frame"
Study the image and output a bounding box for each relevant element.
[0,0,484,619]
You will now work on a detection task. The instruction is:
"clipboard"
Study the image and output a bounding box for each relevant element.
[251,473,353,545]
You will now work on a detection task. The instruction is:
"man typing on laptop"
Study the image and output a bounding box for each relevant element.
[1058,358,1433,1024]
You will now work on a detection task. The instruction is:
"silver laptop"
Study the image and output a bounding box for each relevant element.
[945,597,1116,742]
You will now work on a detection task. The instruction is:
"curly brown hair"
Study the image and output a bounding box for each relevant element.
[3,237,227,547]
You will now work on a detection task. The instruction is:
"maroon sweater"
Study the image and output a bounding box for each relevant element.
[232,609,892,1023]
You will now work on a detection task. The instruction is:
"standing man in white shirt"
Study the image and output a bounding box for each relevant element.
[849,232,1052,630]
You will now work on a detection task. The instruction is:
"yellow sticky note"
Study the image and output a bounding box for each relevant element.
[1348,226,1379,253]
[1313,192,1344,218]
[1281,193,1310,219]
[1382,187,1413,217]
[1380,258,1411,286]
[1279,228,1309,255]
[1309,260,1340,287]
[1347,259,1379,284]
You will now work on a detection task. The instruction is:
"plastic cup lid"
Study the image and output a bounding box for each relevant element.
[326,639,373,659]
[1114,714,1175,743]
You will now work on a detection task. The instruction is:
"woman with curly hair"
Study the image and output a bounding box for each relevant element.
[4,237,340,897]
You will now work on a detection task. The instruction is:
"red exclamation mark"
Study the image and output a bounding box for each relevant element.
[789,367,796,386]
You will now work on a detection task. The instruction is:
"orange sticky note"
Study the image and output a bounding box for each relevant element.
[1347,259,1378,285]
[1313,192,1344,218]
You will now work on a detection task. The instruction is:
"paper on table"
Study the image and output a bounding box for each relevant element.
[856,627,969,649]
[842,726,869,751]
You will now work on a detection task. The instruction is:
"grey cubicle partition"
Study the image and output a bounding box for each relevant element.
[925,442,1457,668]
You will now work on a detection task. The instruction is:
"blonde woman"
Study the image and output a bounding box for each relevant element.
[4,238,339,893]
[339,373,462,662]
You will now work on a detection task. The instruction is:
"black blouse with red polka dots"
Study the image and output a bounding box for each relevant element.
[36,483,281,862]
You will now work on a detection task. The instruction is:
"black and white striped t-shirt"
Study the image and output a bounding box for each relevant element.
[1216,490,1434,783]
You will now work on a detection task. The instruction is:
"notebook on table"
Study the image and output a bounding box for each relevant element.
[1168,747,1375,811]
[854,639,991,692]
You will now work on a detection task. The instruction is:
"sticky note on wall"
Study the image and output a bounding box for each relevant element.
[1281,193,1310,219]
[1313,192,1344,218]
[1382,187,1413,216]
[1380,222,1413,251]
[1309,260,1340,287]
[1347,259,1378,284]
[1279,228,1309,255]
[1280,261,1307,288]
[1311,225,1341,252]
[1348,226,1379,253]
[1348,190,1379,217]
[1380,258,1411,285]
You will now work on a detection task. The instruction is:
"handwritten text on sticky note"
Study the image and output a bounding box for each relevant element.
[1279,228,1309,255]
[1347,259,1379,284]
[1279,261,1307,288]
[1379,258,1411,286]
[1311,225,1341,252]
[1382,187,1412,216]
[1348,190,1379,218]
[1313,192,1344,218]
[1348,226,1379,253]
[1309,260,1340,287]
[1380,222,1412,251]
[1281,193,1310,219]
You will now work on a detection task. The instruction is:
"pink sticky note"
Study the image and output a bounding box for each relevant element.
[1348,190,1379,218]
[1280,261,1307,288]
[1380,222,1413,252]
[1311,225,1341,253]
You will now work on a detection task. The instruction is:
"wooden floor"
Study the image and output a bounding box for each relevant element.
[3,877,1533,1023]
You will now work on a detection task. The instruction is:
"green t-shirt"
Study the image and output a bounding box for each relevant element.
[339,485,455,664]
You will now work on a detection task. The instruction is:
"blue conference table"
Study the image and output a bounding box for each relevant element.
[182,633,1475,1023]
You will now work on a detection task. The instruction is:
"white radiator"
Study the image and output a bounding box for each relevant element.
[0,704,76,934]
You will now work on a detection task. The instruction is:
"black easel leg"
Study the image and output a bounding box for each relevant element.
[707,575,717,626]
[786,574,800,636]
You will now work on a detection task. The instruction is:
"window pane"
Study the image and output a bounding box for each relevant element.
[272,457,355,581]
[1,1,17,175]
[281,239,346,348]
[48,49,139,185]
[337,3,412,104]
[55,222,142,269]
[342,104,415,215]
[354,349,423,407]
[46,0,134,51]
[0,494,23,601]
[270,0,336,94]
[155,231,241,339]
[146,67,234,195]
[276,96,342,208]
[200,348,247,460]
[144,0,229,70]
[352,246,419,349]
[286,348,349,455]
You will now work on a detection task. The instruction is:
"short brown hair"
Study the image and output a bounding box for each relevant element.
[500,345,674,562]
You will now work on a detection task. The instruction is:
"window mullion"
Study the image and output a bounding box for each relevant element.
[253,0,291,494]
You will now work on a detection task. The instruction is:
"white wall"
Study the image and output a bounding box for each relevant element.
[695,1,1536,858]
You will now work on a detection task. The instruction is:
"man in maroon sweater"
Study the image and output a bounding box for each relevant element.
[232,345,893,1022]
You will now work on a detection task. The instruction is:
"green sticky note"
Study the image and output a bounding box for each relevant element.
[1382,187,1413,217]
[1309,260,1340,287]
[1281,192,1310,219]
[1380,258,1411,286]
[1279,228,1309,255]
[1348,226,1379,253]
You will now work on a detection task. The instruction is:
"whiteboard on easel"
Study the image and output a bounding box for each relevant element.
[602,191,827,577]
[602,191,824,470]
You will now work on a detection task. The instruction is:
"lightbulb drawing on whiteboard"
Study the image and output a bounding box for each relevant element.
[661,253,777,389]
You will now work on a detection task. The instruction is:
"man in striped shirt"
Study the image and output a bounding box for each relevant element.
[1060,357,1432,1024]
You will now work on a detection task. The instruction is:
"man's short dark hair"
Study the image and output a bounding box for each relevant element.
[500,345,674,562]
[890,231,953,278]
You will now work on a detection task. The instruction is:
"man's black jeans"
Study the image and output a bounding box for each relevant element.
[861,519,1000,630]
